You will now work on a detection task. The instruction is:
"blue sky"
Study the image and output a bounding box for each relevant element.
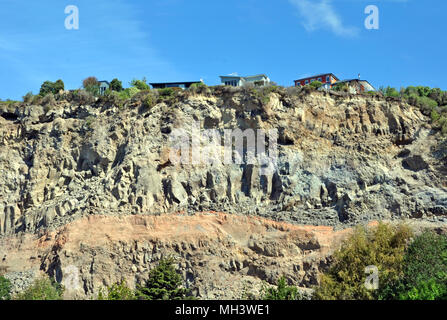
[0,0,446,100]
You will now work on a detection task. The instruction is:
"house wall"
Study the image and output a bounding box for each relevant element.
[99,82,109,95]
[220,77,242,86]
[220,76,269,87]
[294,74,337,87]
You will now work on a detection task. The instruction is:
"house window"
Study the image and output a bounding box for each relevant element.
[311,79,315,83]
[326,76,330,82]
[305,80,309,84]
[318,77,322,82]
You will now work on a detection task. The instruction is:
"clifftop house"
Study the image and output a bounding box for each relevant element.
[294,73,376,93]
[149,81,203,89]
[219,74,270,87]
[294,73,339,89]
[333,79,376,94]
[98,80,110,95]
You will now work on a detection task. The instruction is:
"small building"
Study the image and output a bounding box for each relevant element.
[333,79,376,94]
[98,80,110,95]
[219,74,270,87]
[149,81,203,90]
[294,73,339,89]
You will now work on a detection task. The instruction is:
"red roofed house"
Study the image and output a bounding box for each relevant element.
[294,73,340,89]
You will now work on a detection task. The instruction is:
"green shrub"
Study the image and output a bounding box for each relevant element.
[417,96,438,115]
[0,276,12,300]
[403,231,447,286]
[313,223,412,300]
[261,277,300,300]
[118,87,140,100]
[15,277,64,300]
[157,88,178,104]
[379,231,447,300]
[110,78,123,92]
[398,279,447,300]
[39,79,64,96]
[136,258,190,300]
[310,81,323,90]
[98,280,135,300]
[158,87,174,97]
[431,109,441,123]
[130,78,150,91]
[380,86,400,98]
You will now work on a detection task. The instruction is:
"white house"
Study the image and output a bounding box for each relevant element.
[333,79,376,94]
[219,74,270,87]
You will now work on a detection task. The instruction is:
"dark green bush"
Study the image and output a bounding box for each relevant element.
[39,79,64,96]
[380,231,447,300]
[110,78,123,92]
[136,258,190,300]
[403,231,447,286]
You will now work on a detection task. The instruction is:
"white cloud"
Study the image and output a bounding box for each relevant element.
[289,0,359,37]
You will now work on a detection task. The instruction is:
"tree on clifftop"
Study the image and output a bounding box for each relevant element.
[83,76,100,95]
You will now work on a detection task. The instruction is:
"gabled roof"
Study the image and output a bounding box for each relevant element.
[294,73,339,82]
[98,80,110,85]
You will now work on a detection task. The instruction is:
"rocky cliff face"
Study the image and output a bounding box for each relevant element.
[0,88,446,298]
